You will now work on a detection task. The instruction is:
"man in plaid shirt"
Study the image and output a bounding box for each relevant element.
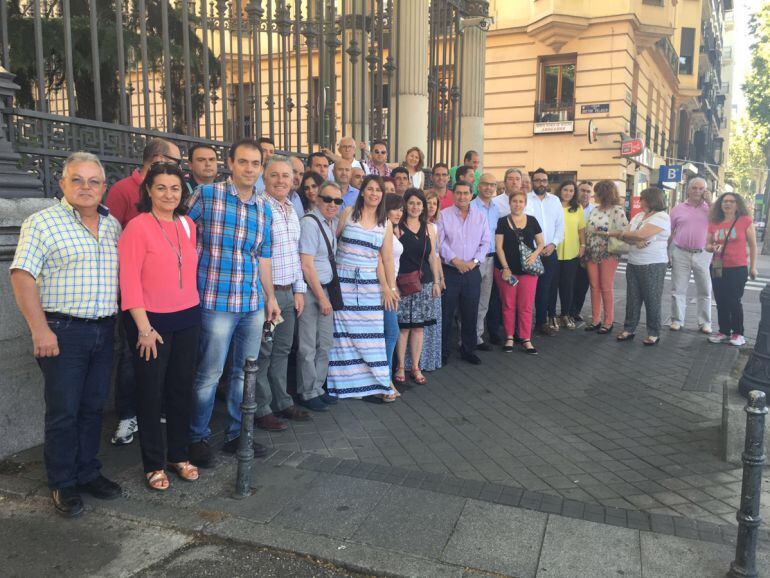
[187,139,280,468]
[10,152,123,518]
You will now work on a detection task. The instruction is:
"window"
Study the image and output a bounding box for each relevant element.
[679,28,695,75]
[535,57,576,124]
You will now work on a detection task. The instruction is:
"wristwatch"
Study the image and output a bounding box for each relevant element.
[472,258,480,266]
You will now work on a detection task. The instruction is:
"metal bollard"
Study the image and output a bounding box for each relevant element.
[728,390,767,578]
[739,285,770,399]
[234,356,259,499]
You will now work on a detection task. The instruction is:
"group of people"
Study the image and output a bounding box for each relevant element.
[10,134,757,519]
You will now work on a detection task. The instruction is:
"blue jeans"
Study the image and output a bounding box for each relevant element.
[383,309,399,381]
[37,316,115,489]
[190,308,264,443]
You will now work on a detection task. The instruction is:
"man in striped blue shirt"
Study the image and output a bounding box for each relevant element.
[187,139,280,468]
[10,152,123,518]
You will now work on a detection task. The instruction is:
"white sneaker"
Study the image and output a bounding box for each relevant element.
[111,417,138,446]
[700,324,712,334]
[729,334,746,347]
[708,332,730,344]
[669,321,682,331]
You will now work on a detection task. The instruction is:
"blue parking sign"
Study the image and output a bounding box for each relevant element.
[658,165,682,184]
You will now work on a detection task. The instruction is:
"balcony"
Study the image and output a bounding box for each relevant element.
[533,100,575,134]
[655,37,679,78]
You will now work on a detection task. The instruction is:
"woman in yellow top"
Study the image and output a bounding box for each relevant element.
[551,180,586,329]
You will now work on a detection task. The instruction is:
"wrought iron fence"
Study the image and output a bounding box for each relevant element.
[1,0,473,196]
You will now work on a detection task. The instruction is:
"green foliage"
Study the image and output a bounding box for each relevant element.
[726,115,766,196]
[6,0,220,133]
[744,1,770,159]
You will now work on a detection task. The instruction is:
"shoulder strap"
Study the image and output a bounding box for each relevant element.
[720,218,739,257]
[304,214,335,261]
[179,216,191,239]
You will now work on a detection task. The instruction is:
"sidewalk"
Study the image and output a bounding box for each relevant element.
[1,448,768,577]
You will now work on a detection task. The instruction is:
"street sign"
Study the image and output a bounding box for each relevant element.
[581,103,610,114]
[658,164,683,184]
[620,138,643,157]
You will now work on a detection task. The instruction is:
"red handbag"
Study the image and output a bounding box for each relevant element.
[396,228,428,296]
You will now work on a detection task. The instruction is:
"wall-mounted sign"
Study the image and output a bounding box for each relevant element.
[620,138,643,157]
[533,121,574,134]
[581,103,610,114]
[658,165,683,186]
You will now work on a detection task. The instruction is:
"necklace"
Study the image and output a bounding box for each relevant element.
[151,211,183,289]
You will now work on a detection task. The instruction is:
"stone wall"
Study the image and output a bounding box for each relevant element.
[0,198,55,460]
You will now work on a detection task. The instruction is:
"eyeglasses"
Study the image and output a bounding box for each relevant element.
[69,177,105,189]
[162,154,183,165]
[320,194,344,205]
[373,149,387,154]
[533,178,548,184]
[151,161,181,170]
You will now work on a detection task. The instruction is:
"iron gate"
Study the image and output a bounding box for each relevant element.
[0,0,470,195]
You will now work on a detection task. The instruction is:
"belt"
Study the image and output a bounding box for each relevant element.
[486,252,495,258]
[273,284,293,291]
[675,245,703,254]
[45,312,116,323]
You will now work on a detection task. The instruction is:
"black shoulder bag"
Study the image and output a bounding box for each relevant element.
[304,214,344,311]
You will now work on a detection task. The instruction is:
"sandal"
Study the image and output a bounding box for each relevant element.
[381,392,397,403]
[597,325,612,335]
[168,461,199,482]
[146,470,169,491]
[394,367,406,385]
[521,339,538,355]
[616,331,635,341]
[410,369,426,385]
[643,336,660,346]
[503,338,514,353]
[584,323,601,332]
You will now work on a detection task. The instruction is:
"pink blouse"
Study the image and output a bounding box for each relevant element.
[119,212,200,313]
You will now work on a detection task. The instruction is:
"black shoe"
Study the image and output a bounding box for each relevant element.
[584,323,601,332]
[521,340,538,355]
[476,342,493,352]
[461,352,482,365]
[189,439,215,469]
[572,314,584,323]
[52,487,84,519]
[298,397,330,412]
[222,437,269,457]
[320,393,338,405]
[488,334,502,345]
[76,475,122,500]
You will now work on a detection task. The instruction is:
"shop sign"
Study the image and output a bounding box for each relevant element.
[581,103,610,114]
[533,121,574,134]
[620,138,643,157]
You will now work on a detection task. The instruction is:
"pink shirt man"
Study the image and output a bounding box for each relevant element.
[670,200,710,250]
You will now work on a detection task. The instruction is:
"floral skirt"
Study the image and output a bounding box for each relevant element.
[397,281,437,328]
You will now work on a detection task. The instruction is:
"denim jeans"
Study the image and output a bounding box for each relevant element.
[37,316,115,490]
[383,309,399,381]
[190,308,264,443]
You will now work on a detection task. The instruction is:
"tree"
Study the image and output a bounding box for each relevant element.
[726,114,767,197]
[742,0,770,252]
[6,0,220,134]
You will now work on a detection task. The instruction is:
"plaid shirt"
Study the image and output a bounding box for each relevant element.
[187,178,272,312]
[362,159,392,177]
[10,198,120,318]
[264,194,306,293]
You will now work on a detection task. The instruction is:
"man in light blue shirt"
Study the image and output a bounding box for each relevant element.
[471,173,499,350]
[333,159,360,209]
[526,168,564,335]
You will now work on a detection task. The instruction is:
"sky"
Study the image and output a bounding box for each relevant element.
[731,0,756,116]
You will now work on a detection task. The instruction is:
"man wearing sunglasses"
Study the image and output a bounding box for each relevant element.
[105,137,181,450]
[362,139,392,177]
[297,182,343,411]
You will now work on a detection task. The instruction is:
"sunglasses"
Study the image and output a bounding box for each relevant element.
[320,195,344,205]
[151,161,182,170]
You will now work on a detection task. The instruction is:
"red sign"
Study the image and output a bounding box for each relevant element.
[620,139,643,157]
[630,196,643,218]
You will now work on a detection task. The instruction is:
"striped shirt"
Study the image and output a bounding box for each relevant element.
[187,178,272,312]
[264,194,306,293]
[10,198,121,318]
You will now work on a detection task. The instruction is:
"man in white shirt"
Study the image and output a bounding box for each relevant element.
[471,174,500,350]
[526,168,564,335]
[571,180,595,321]
[493,168,524,217]
[325,136,362,180]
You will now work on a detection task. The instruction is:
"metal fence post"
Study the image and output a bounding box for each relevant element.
[234,356,259,499]
[728,390,767,578]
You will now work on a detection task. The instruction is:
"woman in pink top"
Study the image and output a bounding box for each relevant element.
[118,163,201,491]
[706,193,757,347]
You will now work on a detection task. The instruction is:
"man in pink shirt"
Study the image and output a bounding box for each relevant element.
[105,138,182,228]
[429,163,454,209]
[668,177,712,333]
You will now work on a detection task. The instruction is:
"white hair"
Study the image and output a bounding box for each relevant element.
[62,151,106,180]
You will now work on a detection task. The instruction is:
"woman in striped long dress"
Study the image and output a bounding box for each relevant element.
[327,175,399,399]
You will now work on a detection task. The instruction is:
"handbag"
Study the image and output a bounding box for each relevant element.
[396,225,428,296]
[711,218,738,279]
[607,207,630,255]
[510,217,544,276]
[305,214,344,311]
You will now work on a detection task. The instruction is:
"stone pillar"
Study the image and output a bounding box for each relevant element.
[0,67,50,459]
[393,0,429,162]
[458,3,489,166]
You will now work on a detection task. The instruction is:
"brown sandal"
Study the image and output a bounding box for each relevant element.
[146,470,169,491]
[167,461,199,482]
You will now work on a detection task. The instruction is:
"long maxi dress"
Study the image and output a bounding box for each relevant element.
[327,220,392,398]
